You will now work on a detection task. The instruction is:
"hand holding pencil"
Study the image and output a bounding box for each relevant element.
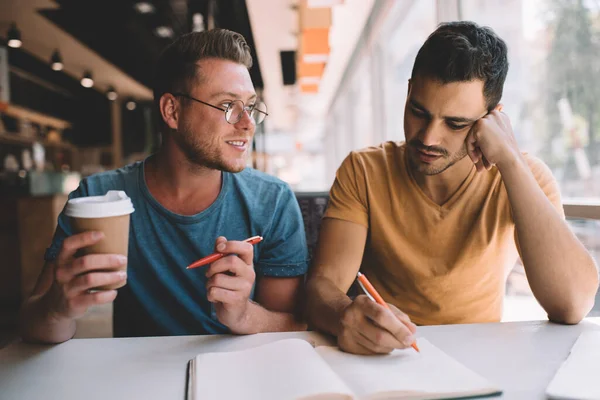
[193,236,262,333]
[357,272,420,353]
[336,272,418,355]
[187,235,263,269]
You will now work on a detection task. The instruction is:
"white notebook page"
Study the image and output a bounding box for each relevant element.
[316,338,500,400]
[191,338,354,400]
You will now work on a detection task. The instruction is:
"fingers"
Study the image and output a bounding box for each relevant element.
[354,313,409,350]
[206,286,246,304]
[357,297,414,341]
[206,273,251,294]
[466,131,488,172]
[341,330,394,355]
[84,289,119,306]
[466,129,481,167]
[339,334,381,355]
[214,236,227,252]
[206,257,255,281]
[482,155,493,170]
[56,254,128,283]
[388,304,418,334]
[215,240,254,265]
[339,296,415,354]
[65,270,127,296]
[56,231,104,266]
[65,289,118,315]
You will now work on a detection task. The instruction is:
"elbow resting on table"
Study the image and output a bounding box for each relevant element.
[548,311,586,325]
[547,297,596,325]
[548,262,600,325]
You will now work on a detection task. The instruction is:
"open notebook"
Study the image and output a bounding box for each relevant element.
[546,331,600,399]
[187,338,501,400]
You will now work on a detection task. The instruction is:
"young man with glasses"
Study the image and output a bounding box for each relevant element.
[306,21,599,355]
[20,29,309,343]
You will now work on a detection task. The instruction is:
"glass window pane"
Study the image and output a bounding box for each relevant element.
[461,0,600,200]
[381,0,437,141]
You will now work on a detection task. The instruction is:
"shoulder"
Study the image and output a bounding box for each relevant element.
[230,168,294,199]
[521,153,556,185]
[339,141,403,173]
[349,141,402,161]
[80,161,143,195]
[519,153,563,213]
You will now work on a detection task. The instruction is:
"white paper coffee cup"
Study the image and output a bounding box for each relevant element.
[65,190,134,218]
[66,190,135,290]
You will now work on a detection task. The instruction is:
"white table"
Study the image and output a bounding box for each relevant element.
[1,318,599,399]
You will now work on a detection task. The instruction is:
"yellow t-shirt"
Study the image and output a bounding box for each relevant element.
[324,141,563,325]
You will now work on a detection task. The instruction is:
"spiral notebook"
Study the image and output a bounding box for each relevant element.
[187,337,501,400]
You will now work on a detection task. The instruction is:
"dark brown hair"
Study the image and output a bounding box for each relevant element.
[412,21,509,110]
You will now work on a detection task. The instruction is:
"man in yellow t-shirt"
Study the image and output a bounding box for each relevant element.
[305,21,599,355]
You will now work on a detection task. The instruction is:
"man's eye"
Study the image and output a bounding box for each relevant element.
[447,123,468,131]
[410,108,426,118]
[221,103,231,108]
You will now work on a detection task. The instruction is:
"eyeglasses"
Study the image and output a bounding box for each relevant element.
[172,92,268,125]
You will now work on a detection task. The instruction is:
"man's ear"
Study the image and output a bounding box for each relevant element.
[494,103,504,112]
[407,79,412,97]
[159,93,179,130]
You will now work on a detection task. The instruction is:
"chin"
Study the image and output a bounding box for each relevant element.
[220,159,248,173]
[410,157,449,176]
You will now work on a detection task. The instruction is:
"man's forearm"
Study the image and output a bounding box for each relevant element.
[19,295,76,344]
[499,155,599,323]
[230,301,307,335]
[305,276,352,337]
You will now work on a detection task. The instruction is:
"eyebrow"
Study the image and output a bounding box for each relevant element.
[409,99,478,124]
[210,92,257,101]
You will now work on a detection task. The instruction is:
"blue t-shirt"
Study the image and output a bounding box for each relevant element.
[45,160,309,337]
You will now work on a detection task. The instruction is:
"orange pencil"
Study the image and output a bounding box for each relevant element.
[186,235,263,269]
[356,272,420,353]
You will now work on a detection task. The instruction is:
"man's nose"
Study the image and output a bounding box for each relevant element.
[418,120,444,147]
[234,109,255,130]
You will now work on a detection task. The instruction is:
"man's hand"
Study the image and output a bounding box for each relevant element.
[466,107,522,172]
[205,236,256,333]
[48,231,128,321]
[337,295,417,355]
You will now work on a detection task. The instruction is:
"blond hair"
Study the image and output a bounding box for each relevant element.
[153,29,253,103]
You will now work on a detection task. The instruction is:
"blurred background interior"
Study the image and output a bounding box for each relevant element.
[0,0,599,340]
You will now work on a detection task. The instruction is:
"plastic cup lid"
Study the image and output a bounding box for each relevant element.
[65,190,135,218]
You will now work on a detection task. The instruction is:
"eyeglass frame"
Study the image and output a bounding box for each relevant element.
[171,92,269,125]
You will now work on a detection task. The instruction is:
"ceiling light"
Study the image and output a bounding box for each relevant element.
[81,71,94,88]
[50,50,63,71]
[106,86,118,101]
[126,100,137,111]
[192,13,205,32]
[154,26,174,38]
[134,2,155,14]
[7,23,22,48]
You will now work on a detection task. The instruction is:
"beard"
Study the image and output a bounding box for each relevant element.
[408,139,468,175]
[171,124,246,173]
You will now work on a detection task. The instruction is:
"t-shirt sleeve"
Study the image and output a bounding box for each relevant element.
[44,180,90,262]
[254,185,309,277]
[323,151,369,227]
[514,154,564,258]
